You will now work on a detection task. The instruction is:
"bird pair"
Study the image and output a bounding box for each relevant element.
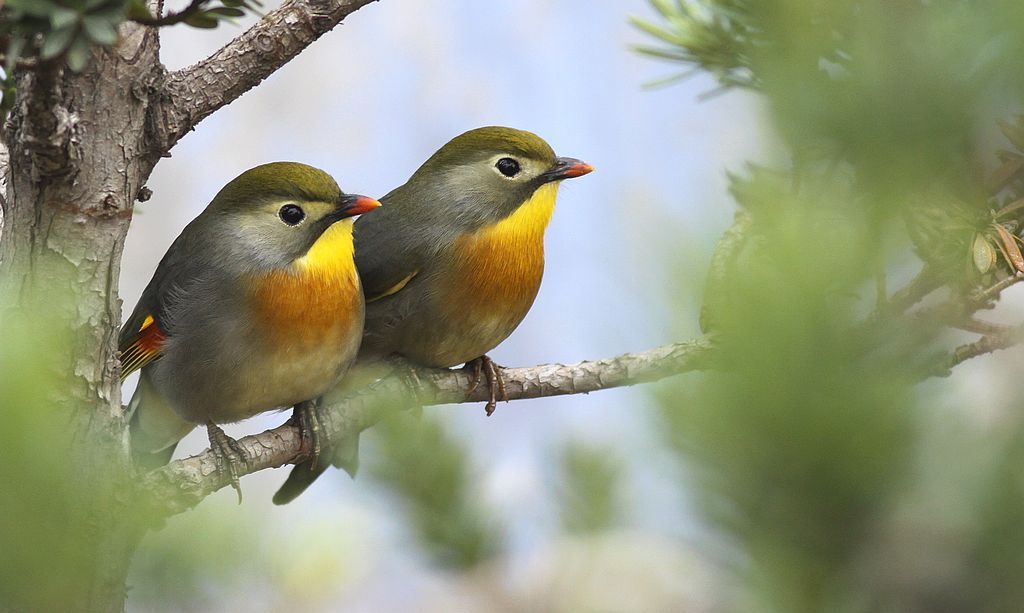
[120,126,593,503]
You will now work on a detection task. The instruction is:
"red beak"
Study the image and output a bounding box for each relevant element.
[340,194,382,217]
[542,157,594,182]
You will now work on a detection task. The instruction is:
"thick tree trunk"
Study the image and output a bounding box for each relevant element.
[0,23,162,613]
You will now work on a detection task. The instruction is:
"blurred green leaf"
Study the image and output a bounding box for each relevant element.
[557,440,623,535]
[39,25,77,59]
[64,34,94,71]
[82,15,118,45]
[50,7,81,30]
[367,412,502,570]
[205,6,245,18]
[7,0,60,18]
[183,12,219,28]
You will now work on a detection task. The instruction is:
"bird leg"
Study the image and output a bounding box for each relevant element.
[382,355,427,418]
[465,355,508,416]
[384,354,425,401]
[291,399,327,471]
[206,421,247,503]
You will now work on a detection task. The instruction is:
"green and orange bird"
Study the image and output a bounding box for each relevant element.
[119,162,380,497]
[274,127,593,504]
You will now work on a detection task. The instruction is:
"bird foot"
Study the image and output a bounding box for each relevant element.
[465,355,508,416]
[292,399,327,471]
[206,422,247,503]
[386,354,425,403]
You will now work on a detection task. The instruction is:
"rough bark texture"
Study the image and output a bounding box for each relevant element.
[0,2,381,610]
[0,22,163,612]
[143,339,718,517]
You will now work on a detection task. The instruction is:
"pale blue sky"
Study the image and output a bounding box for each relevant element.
[123,2,765,609]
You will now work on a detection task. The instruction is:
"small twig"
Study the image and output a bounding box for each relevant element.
[946,329,1024,371]
[949,318,1016,336]
[132,0,205,27]
[876,266,941,317]
[0,55,39,70]
[967,273,1024,307]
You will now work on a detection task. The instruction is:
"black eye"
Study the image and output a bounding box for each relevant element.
[278,204,305,226]
[495,157,521,177]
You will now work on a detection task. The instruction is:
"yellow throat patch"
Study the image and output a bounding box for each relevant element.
[448,181,560,311]
[295,218,356,274]
[485,181,559,241]
[249,218,361,347]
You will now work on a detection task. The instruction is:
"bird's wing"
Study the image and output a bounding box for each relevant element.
[119,314,167,381]
[118,221,211,381]
[354,201,431,303]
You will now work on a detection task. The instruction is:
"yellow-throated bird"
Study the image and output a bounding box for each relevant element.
[273,127,592,504]
[120,162,380,496]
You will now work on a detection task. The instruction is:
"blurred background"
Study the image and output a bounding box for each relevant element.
[110,1,1024,611]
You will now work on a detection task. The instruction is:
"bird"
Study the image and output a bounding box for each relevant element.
[119,162,380,498]
[273,126,593,504]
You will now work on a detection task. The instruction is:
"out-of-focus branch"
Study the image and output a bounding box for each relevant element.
[968,273,1024,307]
[699,209,752,333]
[141,338,718,518]
[154,0,379,152]
[946,328,1024,371]
[880,266,942,316]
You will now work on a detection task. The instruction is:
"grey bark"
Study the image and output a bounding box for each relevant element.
[143,338,719,518]
[0,2,380,611]
[0,22,163,612]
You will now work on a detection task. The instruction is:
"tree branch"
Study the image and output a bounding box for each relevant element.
[141,338,717,518]
[946,328,1024,370]
[155,0,379,152]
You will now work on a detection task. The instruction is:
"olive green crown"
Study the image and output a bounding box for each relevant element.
[211,162,342,210]
[417,126,556,172]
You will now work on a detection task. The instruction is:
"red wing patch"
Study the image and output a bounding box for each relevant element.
[119,315,167,382]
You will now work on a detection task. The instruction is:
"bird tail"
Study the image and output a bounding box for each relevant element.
[127,373,195,471]
[271,360,394,505]
[272,434,360,505]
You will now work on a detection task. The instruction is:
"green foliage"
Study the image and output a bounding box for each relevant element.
[0,294,103,610]
[367,411,502,570]
[659,174,918,610]
[556,440,623,535]
[0,0,262,118]
[631,0,761,90]
[634,1,1024,196]
[639,1,1024,611]
[4,0,131,72]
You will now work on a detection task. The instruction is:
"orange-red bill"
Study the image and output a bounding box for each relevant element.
[544,156,594,182]
[561,160,594,178]
[342,194,382,216]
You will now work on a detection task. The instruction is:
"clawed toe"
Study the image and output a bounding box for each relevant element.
[293,399,326,471]
[206,421,247,503]
[465,356,507,416]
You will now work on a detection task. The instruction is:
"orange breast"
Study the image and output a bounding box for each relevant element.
[447,227,545,316]
[428,182,559,362]
[247,220,362,351]
[249,268,361,348]
[444,181,559,313]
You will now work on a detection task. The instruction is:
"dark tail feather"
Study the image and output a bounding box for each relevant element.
[273,461,329,505]
[132,438,178,472]
[273,433,360,505]
[127,373,192,472]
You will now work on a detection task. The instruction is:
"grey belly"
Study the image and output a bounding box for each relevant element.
[150,319,362,425]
